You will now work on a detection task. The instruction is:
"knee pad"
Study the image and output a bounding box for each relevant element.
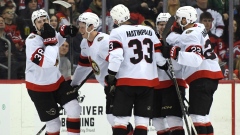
[190,114,208,123]
[114,116,131,127]
[63,99,81,118]
[107,114,115,126]
[152,117,168,131]
[46,117,61,133]
[134,116,149,127]
[166,116,183,128]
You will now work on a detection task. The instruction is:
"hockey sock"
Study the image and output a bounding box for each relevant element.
[113,125,128,135]
[206,122,214,135]
[193,122,207,135]
[127,122,134,135]
[133,126,147,135]
[157,129,169,135]
[168,129,184,135]
[167,126,184,135]
[66,117,80,134]
[45,131,60,135]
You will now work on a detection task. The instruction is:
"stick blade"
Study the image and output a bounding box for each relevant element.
[53,0,71,8]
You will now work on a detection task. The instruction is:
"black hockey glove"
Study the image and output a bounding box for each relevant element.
[70,85,81,99]
[104,74,117,96]
[40,23,57,46]
[59,25,78,37]
[157,62,169,71]
[161,45,181,60]
[40,23,56,39]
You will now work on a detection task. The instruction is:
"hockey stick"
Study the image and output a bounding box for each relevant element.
[36,71,94,135]
[53,0,74,74]
[161,16,193,135]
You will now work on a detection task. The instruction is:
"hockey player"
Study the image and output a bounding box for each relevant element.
[161,6,223,135]
[106,4,167,135]
[155,13,171,39]
[152,12,188,135]
[71,12,133,135]
[25,9,80,135]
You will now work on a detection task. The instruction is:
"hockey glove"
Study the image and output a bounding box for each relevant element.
[157,62,169,71]
[161,45,180,60]
[70,85,81,99]
[104,75,117,96]
[59,25,78,37]
[171,21,183,34]
[40,23,58,46]
[40,23,56,39]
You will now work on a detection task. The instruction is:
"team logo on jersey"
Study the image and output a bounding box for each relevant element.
[97,36,104,41]
[28,35,36,39]
[46,108,56,115]
[185,30,193,34]
[91,60,100,75]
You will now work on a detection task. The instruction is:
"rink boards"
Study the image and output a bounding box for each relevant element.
[0,80,239,135]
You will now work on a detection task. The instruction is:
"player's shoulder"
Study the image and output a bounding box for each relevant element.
[26,33,42,45]
[183,23,205,36]
[96,32,109,40]
[94,32,109,45]
[26,33,38,40]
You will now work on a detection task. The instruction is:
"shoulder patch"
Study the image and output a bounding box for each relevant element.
[97,36,104,41]
[185,30,193,34]
[28,35,36,39]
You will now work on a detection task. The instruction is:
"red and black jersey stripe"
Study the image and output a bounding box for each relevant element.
[78,54,91,67]
[154,43,162,52]
[109,41,122,52]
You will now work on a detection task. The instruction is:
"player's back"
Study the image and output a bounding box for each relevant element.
[109,25,159,87]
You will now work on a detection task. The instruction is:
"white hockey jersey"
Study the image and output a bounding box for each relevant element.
[155,40,187,89]
[25,32,66,92]
[108,25,166,87]
[174,23,223,84]
[71,32,109,86]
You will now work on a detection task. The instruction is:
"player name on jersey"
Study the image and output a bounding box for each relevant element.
[126,29,153,37]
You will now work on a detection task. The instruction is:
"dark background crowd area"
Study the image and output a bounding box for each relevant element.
[0,0,240,80]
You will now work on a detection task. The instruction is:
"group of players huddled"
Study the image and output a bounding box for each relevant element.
[25,3,223,135]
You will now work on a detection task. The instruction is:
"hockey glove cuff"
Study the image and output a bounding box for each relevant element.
[59,25,78,37]
[170,46,180,60]
[43,37,58,46]
[161,45,180,60]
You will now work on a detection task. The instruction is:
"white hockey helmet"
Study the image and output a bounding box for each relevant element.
[78,12,100,29]
[110,4,130,25]
[31,9,50,30]
[176,6,197,28]
[156,13,171,23]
